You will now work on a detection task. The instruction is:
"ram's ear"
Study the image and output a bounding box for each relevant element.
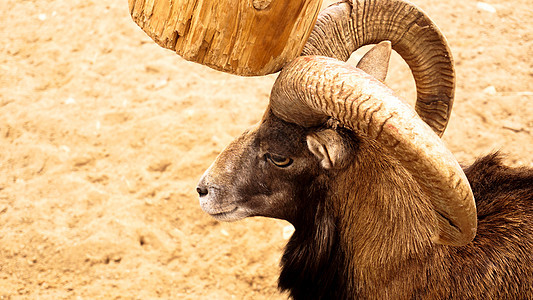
[356,41,392,82]
[306,129,351,170]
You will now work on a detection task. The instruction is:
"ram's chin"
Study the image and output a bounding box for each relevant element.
[201,204,251,222]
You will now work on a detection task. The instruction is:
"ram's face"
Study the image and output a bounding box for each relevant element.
[197,111,322,222]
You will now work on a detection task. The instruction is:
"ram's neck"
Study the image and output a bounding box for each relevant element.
[279,138,442,299]
[331,138,438,293]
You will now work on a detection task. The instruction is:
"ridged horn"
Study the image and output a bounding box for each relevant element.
[301,0,455,137]
[270,56,476,246]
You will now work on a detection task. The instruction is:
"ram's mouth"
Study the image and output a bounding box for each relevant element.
[209,206,250,222]
[210,206,239,219]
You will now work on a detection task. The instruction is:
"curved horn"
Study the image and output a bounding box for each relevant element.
[301,0,455,137]
[270,56,476,246]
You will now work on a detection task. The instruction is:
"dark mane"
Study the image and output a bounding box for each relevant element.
[278,193,348,299]
[466,153,533,216]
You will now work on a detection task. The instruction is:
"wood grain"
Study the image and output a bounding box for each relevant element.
[129,0,323,76]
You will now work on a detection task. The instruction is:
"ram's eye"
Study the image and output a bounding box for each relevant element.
[266,153,293,168]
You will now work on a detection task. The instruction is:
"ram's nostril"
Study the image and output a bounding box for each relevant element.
[197,186,208,197]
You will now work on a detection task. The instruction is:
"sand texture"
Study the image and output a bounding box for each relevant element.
[1,0,532,298]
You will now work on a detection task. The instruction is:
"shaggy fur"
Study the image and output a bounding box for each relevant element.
[280,144,533,299]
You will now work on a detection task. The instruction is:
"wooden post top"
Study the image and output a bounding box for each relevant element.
[129,0,323,76]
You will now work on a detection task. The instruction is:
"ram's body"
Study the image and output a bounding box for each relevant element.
[273,119,533,299]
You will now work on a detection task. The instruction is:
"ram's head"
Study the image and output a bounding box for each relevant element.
[198,45,477,248]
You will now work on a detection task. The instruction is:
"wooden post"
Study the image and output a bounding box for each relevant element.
[129,0,323,76]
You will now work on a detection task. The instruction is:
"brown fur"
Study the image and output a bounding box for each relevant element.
[199,111,533,299]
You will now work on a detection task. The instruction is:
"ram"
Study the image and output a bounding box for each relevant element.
[197,0,533,298]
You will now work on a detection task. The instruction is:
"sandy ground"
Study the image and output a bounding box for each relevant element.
[0,0,531,298]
